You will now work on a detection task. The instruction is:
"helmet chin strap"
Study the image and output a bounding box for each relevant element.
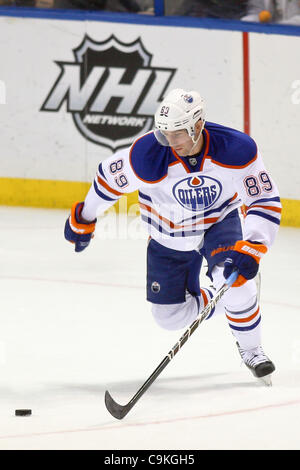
[188,120,205,155]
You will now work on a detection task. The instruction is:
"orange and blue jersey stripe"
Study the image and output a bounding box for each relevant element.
[246,196,281,225]
[138,190,240,238]
[93,163,123,202]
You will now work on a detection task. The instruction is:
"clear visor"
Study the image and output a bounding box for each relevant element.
[154,128,190,147]
[154,129,169,146]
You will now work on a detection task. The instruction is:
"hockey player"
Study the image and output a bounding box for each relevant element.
[64,89,281,383]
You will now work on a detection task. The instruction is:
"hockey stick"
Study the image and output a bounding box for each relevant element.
[105,270,238,420]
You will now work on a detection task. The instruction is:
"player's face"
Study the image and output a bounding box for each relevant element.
[162,129,194,156]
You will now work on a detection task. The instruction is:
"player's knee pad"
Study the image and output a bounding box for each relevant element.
[151,294,198,331]
[212,264,257,311]
[212,264,261,348]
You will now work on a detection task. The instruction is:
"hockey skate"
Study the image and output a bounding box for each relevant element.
[236,342,275,386]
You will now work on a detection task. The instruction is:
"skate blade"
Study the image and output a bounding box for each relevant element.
[258,374,272,386]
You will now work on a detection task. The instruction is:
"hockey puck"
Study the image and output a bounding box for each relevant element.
[15,409,32,416]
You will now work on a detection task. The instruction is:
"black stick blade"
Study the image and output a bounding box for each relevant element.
[105,391,131,420]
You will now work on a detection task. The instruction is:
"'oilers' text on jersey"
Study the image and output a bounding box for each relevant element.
[82,122,281,251]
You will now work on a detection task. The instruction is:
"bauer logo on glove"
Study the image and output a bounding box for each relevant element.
[64,201,97,252]
[223,240,268,287]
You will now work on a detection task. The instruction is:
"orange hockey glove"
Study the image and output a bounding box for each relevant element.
[223,240,268,287]
[64,202,96,252]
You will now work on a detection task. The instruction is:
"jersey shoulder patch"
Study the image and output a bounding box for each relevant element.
[206,122,257,168]
[129,132,173,183]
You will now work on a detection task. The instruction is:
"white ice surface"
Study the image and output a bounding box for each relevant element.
[0,206,299,450]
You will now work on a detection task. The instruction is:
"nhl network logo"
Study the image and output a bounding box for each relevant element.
[41,35,176,151]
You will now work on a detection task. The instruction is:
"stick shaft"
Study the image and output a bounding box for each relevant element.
[105,271,238,418]
[130,271,237,405]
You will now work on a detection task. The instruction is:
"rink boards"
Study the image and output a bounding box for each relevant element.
[0,10,299,225]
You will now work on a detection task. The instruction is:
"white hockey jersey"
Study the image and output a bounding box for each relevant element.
[82,122,281,251]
